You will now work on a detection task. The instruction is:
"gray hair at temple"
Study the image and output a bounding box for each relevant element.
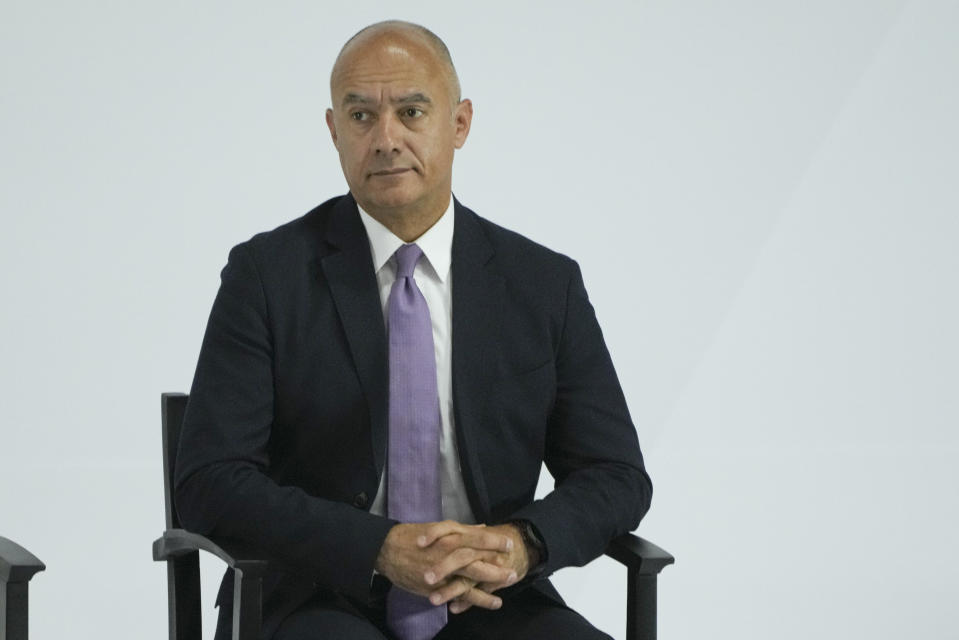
[331,20,462,105]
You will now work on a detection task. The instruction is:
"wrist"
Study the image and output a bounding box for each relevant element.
[507,519,546,578]
[374,523,401,576]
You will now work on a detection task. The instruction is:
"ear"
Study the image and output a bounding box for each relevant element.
[452,99,473,149]
[325,108,339,149]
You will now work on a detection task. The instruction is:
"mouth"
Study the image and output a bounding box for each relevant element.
[370,168,412,177]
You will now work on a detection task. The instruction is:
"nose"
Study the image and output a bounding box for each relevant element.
[372,111,402,155]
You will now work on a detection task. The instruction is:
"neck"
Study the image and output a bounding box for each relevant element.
[362,194,450,242]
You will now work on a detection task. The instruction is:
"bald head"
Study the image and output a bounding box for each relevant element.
[324,20,473,238]
[331,20,461,106]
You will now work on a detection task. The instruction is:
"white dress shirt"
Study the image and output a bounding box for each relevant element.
[357,198,476,525]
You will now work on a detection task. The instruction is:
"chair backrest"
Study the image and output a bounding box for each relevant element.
[161,393,189,530]
[0,536,45,640]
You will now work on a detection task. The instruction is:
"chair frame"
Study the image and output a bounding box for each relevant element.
[0,537,45,640]
[153,392,673,640]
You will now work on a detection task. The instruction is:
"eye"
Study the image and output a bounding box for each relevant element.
[350,111,369,121]
[402,107,424,119]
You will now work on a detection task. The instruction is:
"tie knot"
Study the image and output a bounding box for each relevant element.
[393,243,423,279]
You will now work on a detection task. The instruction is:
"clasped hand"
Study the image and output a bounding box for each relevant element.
[375,520,530,614]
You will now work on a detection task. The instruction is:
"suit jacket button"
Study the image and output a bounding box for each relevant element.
[352,492,369,509]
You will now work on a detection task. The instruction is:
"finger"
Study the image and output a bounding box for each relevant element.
[428,577,475,606]
[476,578,512,594]
[449,599,473,614]
[455,560,516,586]
[419,522,503,550]
[418,520,473,548]
[454,528,513,553]
[427,547,505,585]
[449,584,502,613]
[425,546,481,585]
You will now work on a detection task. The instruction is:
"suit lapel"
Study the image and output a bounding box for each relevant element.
[450,199,504,522]
[319,195,389,477]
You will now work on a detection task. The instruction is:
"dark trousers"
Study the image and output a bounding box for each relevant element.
[268,580,612,640]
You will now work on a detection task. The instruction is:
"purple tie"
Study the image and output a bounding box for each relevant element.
[386,244,447,640]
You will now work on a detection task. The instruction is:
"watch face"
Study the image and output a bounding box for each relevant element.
[514,521,544,556]
[524,523,541,546]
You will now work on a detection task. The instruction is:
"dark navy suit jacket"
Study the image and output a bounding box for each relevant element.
[174,193,652,638]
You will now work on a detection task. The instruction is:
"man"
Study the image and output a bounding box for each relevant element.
[174,20,651,640]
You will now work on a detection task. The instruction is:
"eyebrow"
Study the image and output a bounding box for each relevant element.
[341,92,433,107]
[393,93,432,105]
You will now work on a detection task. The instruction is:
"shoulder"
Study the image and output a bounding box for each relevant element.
[457,201,580,284]
[219,194,353,279]
[238,195,344,258]
[214,195,349,294]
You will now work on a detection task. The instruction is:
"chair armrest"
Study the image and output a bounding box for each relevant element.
[0,537,46,584]
[604,533,675,576]
[153,529,267,578]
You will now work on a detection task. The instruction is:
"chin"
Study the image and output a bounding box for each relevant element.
[364,188,422,212]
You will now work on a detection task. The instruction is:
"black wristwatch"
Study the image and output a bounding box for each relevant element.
[508,519,547,578]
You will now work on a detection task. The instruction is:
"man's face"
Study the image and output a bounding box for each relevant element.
[326,33,472,219]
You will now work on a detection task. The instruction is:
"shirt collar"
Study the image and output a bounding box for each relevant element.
[357,197,454,283]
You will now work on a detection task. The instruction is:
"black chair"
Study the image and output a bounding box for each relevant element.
[0,537,45,640]
[154,393,673,640]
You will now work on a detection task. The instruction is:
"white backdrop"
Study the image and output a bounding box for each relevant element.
[2,1,957,638]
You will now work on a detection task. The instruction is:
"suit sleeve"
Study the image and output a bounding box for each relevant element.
[509,261,652,576]
[173,242,395,601]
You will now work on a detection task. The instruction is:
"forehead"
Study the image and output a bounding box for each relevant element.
[331,33,449,103]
